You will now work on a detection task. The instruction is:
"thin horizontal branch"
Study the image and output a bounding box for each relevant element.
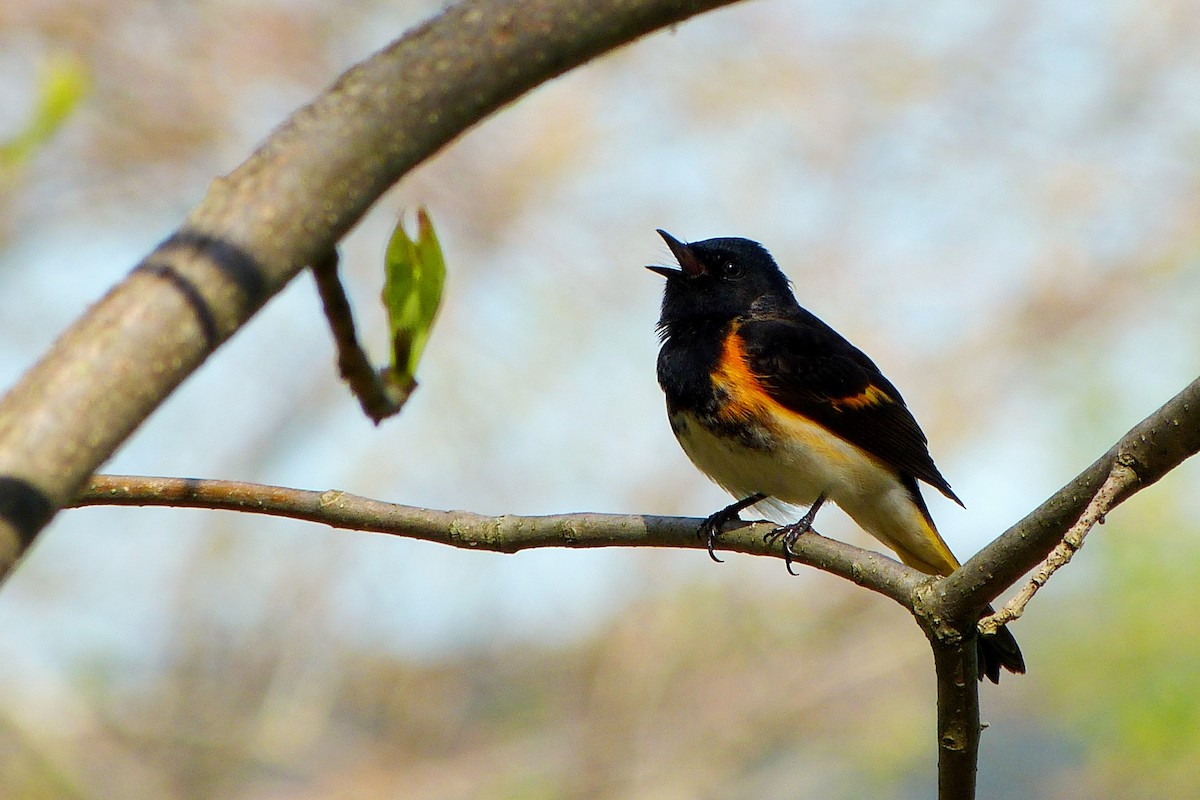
[0,0,746,578]
[938,375,1200,625]
[76,474,925,609]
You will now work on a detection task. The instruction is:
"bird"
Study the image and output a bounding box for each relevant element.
[647,229,1024,682]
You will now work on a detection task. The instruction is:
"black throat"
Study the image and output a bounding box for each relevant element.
[655,316,732,417]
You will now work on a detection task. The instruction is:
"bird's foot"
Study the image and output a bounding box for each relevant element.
[698,493,767,563]
[763,494,827,575]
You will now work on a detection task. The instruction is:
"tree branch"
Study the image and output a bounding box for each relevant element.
[0,0,746,578]
[977,460,1136,635]
[4,0,1195,789]
[930,633,980,800]
[68,371,1200,800]
[74,474,925,609]
[935,375,1200,626]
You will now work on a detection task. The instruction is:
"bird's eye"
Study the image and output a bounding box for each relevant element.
[721,260,744,278]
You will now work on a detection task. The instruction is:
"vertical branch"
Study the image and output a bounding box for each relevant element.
[933,635,980,800]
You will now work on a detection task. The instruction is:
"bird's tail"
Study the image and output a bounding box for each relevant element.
[976,608,1026,683]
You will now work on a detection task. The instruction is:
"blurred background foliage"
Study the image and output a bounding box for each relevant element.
[1,0,1199,797]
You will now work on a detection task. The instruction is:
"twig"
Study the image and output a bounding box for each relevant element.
[74,474,925,609]
[310,252,410,423]
[978,460,1136,635]
[937,375,1200,625]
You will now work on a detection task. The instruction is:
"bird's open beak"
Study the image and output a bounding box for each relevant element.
[646,229,705,278]
[645,264,681,278]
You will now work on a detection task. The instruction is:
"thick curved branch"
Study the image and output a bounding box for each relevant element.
[75,474,924,608]
[0,0,746,577]
[936,375,1200,625]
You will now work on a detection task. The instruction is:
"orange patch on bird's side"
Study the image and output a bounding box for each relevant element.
[830,383,891,410]
[711,326,777,424]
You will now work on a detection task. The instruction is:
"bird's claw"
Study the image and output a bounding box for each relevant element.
[698,515,725,563]
[763,519,813,575]
[764,493,827,576]
[696,493,767,563]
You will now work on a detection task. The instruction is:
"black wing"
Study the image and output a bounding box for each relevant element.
[738,313,962,505]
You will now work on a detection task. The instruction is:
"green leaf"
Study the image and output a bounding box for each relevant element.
[1,54,90,169]
[381,208,446,390]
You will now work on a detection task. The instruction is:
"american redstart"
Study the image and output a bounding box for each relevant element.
[648,230,1024,682]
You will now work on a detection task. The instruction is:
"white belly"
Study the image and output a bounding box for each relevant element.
[671,409,894,504]
[670,409,959,575]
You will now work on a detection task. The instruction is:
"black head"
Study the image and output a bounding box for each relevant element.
[648,230,796,332]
